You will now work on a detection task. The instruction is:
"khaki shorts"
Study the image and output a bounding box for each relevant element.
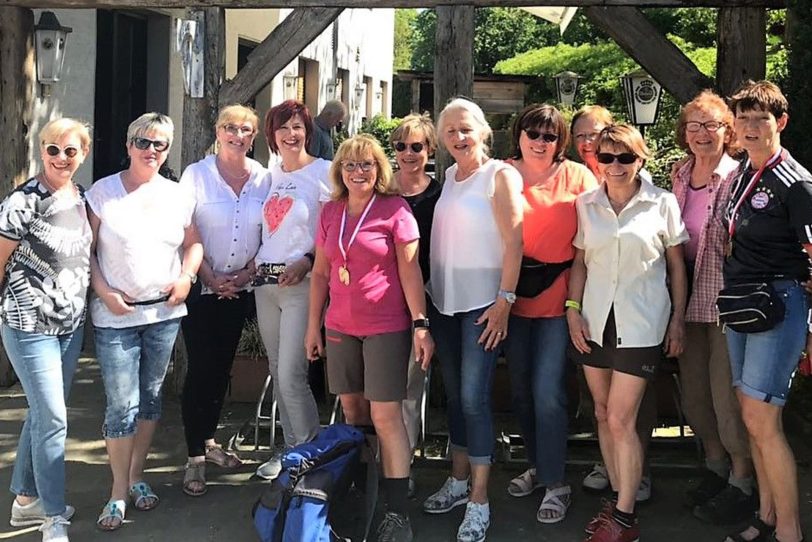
[325,328,412,402]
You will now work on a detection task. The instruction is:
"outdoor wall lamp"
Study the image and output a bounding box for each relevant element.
[283,73,298,101]
[620,69,663,135]
[553,71,581,107]
[354,84,365,109]
[34,11,72,97]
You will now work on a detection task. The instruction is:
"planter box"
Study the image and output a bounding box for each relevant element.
[229,354,270,403]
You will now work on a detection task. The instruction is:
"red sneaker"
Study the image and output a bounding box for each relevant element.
[585,498,614,536]
[585,515,639,542]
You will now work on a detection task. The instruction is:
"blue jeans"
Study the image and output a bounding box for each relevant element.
[430,303,498,465]
[504,315,569,485]
[726,280,808,406]
[95,318,181,438]
[2,324,83,517]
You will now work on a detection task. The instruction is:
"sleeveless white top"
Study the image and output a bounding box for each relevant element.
[428,159,507,315]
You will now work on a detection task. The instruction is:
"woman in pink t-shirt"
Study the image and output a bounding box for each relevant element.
[305,134,433,540]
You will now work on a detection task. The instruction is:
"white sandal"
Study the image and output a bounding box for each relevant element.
[507,468,543,497]
[536,485,571,524]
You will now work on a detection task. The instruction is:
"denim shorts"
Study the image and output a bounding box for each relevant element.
[94,318,181,438]
[725,280,808,406]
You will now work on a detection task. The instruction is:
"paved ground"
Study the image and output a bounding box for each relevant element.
[1,357,811,541]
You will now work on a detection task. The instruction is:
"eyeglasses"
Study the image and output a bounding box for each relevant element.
[524,129,558,143]
[224,124,255,136]
[131,137,170,152]
[574,132,600,143]
[685,121,723,133]
[45,144,79,158]
[394,142,425,153]
[596,152,638,165]
[342,161,376,172]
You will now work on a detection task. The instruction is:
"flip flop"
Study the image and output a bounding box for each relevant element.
[129,481,159,511]
[96,499,126,531]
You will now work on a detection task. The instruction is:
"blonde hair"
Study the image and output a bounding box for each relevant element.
[389,113,437,154]
[676,90,739,155]
[597,124,652,161]
[329,134,397,200]
[126,112,174,146]
[39,118,92,151]
[437,98,492,153]
[571,105,614,135]
[216,104,260,133]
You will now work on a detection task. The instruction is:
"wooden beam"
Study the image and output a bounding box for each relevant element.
[218,7,342,107]
[716,7,766,96]
[585,6,713,104]
[434,5,474,183]
[0,0,787,8]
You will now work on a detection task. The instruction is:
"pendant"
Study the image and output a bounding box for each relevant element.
[338,264,350,286]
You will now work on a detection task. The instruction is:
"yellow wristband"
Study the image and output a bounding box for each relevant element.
[565,299,582,312]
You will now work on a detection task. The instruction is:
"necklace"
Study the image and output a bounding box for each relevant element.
[217,157,251,183]
[337,195,377,286]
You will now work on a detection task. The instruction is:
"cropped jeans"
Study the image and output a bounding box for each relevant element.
[504,315,569,485]
[430,303,499,465]
[2,324,83,517]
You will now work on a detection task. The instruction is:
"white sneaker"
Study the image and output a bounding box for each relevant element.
[255,451,284,480]
[39,515,69,542]
[422,476,469,514]
[636,475,652,502]
[10,499,75,527]
[456,501,490,542]
[582,463,610,492]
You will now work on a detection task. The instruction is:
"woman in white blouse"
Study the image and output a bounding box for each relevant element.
[567,124,687,542]
[178,104,270,496]
[252,100,327,480]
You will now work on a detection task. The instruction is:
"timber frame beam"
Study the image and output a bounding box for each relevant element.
[0,0,787,8]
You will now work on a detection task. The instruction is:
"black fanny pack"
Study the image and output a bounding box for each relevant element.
[252,262,287,287]
[715,282,785,333]
[516,257,573,299]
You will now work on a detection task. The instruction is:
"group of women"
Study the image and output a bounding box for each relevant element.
[2,79,810,542]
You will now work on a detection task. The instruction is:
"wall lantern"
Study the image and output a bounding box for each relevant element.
[354,84,365,109]
[326,79,338,98]
[283,73,298,101]
[553,71,581,107]
[620,69,663,134]
[34,11,72,96]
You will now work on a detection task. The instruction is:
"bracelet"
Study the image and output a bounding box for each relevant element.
[565,299,582,312]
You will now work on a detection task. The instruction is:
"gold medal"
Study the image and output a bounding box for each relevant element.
[338,264,350,285]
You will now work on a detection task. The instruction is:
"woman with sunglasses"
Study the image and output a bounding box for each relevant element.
[87,112,203,531]
[305,135,433,542]
[502,104,597,524]
[670,91,754,526]
[422,98,523,542]
[389,113,440,497]
[1,118,91,542]
[177,104,269,496]
[568,124,688,542]
[251,100,326,481]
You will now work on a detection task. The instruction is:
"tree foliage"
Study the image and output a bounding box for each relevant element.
[784,1,812,166]
[394,9,417,71]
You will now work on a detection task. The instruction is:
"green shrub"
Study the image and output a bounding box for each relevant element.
[359,115,402,158]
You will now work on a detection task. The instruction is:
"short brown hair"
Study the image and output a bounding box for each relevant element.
[264,100,313,155]
[676,89,739,155]
[729,80,788,119]
[389,113,437,155]
[512,103,569,162]
[597,124,652,161]
[329,134,397,200]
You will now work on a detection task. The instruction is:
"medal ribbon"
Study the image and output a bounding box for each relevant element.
[338,194,377,265]
[728,148,783,239]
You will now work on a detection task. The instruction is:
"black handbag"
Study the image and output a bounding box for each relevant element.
[516,257,573,299]
[715,282,785,333]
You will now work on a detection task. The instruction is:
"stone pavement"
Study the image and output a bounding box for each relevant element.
[1,358,811,541]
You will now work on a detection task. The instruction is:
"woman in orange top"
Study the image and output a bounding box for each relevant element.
[504,104,597,524]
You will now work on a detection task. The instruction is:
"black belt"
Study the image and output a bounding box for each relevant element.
[129,294,170,306]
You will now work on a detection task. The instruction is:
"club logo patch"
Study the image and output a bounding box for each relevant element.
[750,191,770,210]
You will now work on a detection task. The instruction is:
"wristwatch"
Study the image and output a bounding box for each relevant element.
[182,271,198,284]
[497,289,517,304]
[413,318,430,330]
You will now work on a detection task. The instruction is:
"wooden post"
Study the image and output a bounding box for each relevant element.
[716,7,766,96]
[434,5,474,183]
[411,78,420,114]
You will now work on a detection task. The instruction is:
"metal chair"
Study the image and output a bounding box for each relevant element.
[253,373,278,451]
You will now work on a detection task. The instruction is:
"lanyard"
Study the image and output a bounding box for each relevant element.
[728,148,783,239]
[338,194,376,263]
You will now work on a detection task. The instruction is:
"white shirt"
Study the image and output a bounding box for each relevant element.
[87,173,196,328]
[428,159,509,315]
[574,179,688,347]
[179,155,269,294]
[255,159,331,265]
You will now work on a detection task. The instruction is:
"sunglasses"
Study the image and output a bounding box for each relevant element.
[685,120,723,133]
[342,161,376,172]
[596,152,638,165]
[224,124,255,136]
[45,144,79,158]
[524,129,559,143]
[131,137,170,152]
[394,142,425,153]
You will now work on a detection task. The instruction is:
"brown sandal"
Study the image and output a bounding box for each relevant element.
[205,444,243,469]
[183,462,207,497]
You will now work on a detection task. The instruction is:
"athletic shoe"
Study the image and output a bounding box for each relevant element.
[39,515,70,542]
[583,463,610,492]
[585,514,640,542]
[376,511,413,542]
[636,476,651,503]
[693,484,757,525]
[255,451,284,480]
[10,499,75,527]
[422,477,469,514]
[685,470,728,508]
[457,502,489,542]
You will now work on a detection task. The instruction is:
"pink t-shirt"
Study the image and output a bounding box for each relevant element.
[682,184,710,262]
[316,195,419,336]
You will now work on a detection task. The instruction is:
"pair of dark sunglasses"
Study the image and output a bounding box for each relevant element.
[596,152,638,165]
[394,142,424,153]
[524,129,558,143]
[45,144,79,158]
[131,137,170,152]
